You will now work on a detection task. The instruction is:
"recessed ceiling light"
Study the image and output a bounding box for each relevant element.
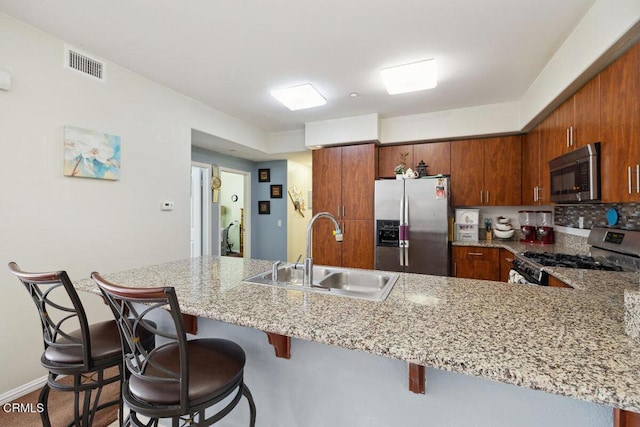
[350,92,359,98]
[380,59,437,95]
[270,83,326,111]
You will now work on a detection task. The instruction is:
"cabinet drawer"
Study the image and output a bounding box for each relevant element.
[452,246,499,261]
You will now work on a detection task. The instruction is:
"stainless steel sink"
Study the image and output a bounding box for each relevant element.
[243,264,399,301]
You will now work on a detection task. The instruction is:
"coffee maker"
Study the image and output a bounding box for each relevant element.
[536,210,555,244]
[519,210,537,243]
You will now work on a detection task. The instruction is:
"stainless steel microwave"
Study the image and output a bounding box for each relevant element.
[549,142,600,203]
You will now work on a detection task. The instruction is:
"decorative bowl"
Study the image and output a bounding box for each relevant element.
[494,223,512,231]
[494,229,515,239]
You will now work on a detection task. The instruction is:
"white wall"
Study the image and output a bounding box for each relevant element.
[0,14,268,394]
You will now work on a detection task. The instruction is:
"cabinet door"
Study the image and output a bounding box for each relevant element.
[538,113,557,204]
[522,127,541,205]
[555,97,574,154]
[312,220,342,267]
[453,260,500,281]
[499,248,515,283]
[312,147,342,217]
[573,76,600,149]
[451,247,499,280]
[341,144,375,220]
[341,220,374,269]
[601,42,640,202]
[484,136,522,206]
[378,145,413,179]
[451,139,484,206]
[413,141,451,176]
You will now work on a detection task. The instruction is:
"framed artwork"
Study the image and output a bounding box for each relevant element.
[270,184,283,198]
[258,200,270,214]
[258,168,270,182]
[63,125,121,180]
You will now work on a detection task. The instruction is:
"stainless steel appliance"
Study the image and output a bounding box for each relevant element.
[510,226,640,285]
[375,176,451,275]
[549,142,600,203]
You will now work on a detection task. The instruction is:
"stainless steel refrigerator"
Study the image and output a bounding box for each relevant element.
[375,176,450,275]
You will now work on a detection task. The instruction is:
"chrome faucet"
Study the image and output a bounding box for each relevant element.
[271,260,282,283]
[301,212,343,286]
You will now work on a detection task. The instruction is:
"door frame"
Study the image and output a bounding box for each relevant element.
[191,162,212,256]
[218,166,251,259]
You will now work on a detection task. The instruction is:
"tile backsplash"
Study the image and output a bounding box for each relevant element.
[554,203,640,231]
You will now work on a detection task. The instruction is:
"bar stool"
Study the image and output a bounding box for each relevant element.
[8,262,128,426]
[92,272,256,427]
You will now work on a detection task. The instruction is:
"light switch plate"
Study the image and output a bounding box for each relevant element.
[161,201,174,211]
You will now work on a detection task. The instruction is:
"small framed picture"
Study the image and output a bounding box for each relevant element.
[270,184,283,198]
[258,168,270,182]
[258,200,270,214]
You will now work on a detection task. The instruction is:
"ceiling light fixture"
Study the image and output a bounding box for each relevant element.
[270,83,326,111]
[380,59,437,95]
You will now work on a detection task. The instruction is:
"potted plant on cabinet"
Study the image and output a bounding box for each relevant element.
[395,152,409,179]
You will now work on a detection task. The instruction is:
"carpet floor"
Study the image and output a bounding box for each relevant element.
[0,369,120,427]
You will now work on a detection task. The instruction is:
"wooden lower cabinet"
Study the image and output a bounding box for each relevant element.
[499,248,515,283]
[548,276,572,288]
[615,408,640,427]
[451,246,500,281]
[312,219,374,269]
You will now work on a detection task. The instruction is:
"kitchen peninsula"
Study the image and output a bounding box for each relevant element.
[75,254,640,426]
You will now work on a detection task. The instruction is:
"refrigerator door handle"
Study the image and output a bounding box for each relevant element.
[404,246,409,267]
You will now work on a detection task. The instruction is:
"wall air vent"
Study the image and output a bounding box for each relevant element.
[64,45,106,82]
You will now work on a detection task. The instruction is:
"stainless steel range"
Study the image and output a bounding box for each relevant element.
[511,227,640,285]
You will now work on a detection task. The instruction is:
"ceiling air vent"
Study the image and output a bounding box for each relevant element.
[64,46,106,82]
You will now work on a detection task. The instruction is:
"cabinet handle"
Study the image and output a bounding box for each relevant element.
[343,205,346,217]
[534,186,539,202]
[486,191,490,204]
[337,206,341,218]
[637,165,640,193]
[629,167,633,194]
[570,126,574,147]
[480,191,483,204]
[566,128,570,147]
[468,252,484,256]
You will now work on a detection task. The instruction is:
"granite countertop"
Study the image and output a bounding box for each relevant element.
[75,253,640,412]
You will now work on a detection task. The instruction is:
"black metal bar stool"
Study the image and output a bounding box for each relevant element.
[8,262,135,426]
[92,272,256,427]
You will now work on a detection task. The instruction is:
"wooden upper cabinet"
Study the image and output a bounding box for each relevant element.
[312,147,342,217]
[573,76,601,148]
[341,144,375,220]
[484,136,521,206]
[451,139,485,206]
[378,145,413,178]
[538,112,557,204]
[522,127,541,205]
[450,136,521,206]
[554,76,601,154]
[555,97,574,154]
[413,141,451,176]
[600,41,640,203]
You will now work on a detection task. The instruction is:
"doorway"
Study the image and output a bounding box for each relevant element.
[218,168,251,258]
[190,162,212,257]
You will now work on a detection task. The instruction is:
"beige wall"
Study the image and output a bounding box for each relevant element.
[286,161,312,262]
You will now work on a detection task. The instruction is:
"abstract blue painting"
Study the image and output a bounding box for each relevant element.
[63,126,121,180]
